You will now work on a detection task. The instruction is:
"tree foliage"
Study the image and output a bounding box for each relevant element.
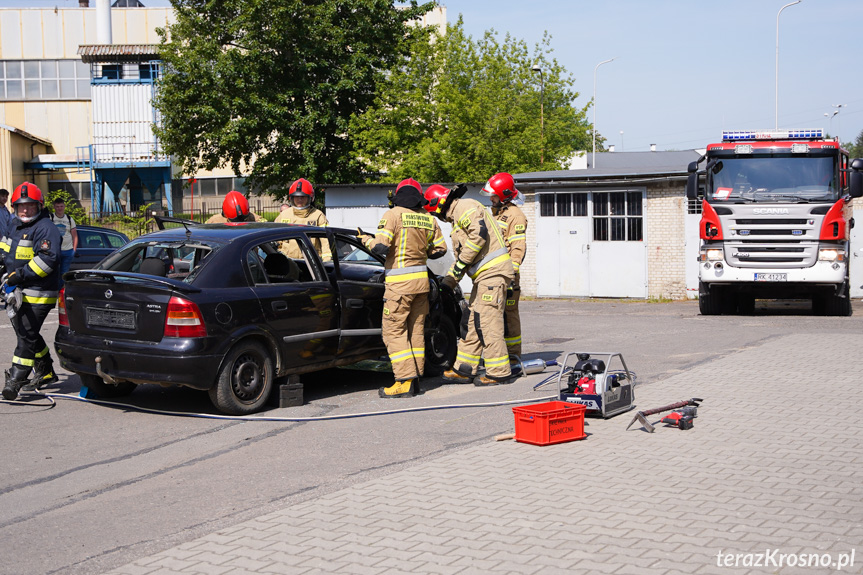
[154,0,433,197]
[845,129,863,159]
[350,18,594,182]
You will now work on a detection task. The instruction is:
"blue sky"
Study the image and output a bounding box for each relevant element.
[7,0,862,151]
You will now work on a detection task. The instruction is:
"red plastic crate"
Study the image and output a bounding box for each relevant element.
[512,401,587,446]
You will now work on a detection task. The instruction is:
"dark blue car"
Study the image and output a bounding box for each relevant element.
[54,221,463,414]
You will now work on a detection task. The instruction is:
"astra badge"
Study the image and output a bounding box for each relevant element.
[104,289,113,299]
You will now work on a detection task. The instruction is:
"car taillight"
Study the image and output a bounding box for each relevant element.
[164,296,207,338]
[58,287,68,327]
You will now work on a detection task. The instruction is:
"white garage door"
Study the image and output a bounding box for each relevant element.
[536,189,647,298]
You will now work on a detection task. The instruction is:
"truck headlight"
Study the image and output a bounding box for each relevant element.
[701,248,723,261]
[818,248,844,262]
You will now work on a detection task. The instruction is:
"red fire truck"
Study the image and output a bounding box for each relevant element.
[686,129,863,316]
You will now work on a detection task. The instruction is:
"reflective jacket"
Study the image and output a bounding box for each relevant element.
[364,206,447,295]
[275,207,331,261]
[494,203,527,276]
[0,208,62,305]
[446,198,514,284]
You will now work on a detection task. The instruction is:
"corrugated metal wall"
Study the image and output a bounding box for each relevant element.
[0,128,12,191]
[91,83,156,161]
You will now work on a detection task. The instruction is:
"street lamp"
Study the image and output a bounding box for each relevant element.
[832,103,844,139]
[825,110,839,135]
[620,131,624,152]
[775,0,802,129]
[593,57,615,168]
[531,64,544,167]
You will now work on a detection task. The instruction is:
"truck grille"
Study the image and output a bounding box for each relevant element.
[725,242,817,268]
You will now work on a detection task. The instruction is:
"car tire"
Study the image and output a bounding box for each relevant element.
[823,282,852,317]
[698,282,721,316]
[209,341,274,415]
[79,373,137,398]
[424,315,457,376]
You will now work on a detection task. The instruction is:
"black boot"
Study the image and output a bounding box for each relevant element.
[3,365,31,401]
[25,357,59,390]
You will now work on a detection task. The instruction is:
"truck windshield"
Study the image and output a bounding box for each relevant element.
[708,156,838,203]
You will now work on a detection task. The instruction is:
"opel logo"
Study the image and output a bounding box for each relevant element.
[105,289,113,299]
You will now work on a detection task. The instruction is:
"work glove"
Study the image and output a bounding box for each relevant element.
[356,227,371,245]
[451,260,467,281]
[5,271,20,287]
[4,283,22,319]
[441,275,459,291]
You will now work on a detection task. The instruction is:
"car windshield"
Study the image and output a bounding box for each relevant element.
[707,155,839,204]
[98,240,219,283]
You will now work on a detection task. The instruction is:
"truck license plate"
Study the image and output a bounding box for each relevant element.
[87,307,136,329]
[754,273,787,282]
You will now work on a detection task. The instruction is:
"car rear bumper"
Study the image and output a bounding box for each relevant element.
[54,329,222,390]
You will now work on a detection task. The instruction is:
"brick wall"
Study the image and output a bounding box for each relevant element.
[520,192,538,297]
[645,182,688,299]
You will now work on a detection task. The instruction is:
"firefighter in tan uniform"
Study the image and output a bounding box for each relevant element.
[275,178,331,261]
[482,172,527,360]
[205,191,265,223]
[359,179,447,398]
[424,183,515,385]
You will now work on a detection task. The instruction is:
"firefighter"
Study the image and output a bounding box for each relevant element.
[481,172,527,362]
[205,191,264,223]
[358,179,447,398]
[274,178,331,261]
[1,182,62,400]
[424,183,516,386]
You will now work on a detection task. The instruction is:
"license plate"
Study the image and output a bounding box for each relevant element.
[87,307,136,329]
[754,273,787,282]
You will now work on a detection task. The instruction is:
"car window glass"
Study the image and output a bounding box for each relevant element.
[334,236,383,266]
[252,239,318,284]
[100,241,214,283]
[82,231,106,248]
[107,233,126,248]
[247,250,266,284]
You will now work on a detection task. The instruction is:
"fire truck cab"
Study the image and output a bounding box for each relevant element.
[686,130,863,316]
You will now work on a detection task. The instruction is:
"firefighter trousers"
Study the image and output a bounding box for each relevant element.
[455,275,511,379]
[10,302,54,373]
[382,291,428,381]
[504,276,521,357]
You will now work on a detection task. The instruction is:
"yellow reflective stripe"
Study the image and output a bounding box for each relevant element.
[389,349,415,364]
[398,228,407,268]
[465,239,482,252]
[468,253,511,279]
[411,347,425,358]
[23,296,58,305]
[484,355,510,367]
[456,208,476,230]
[12,356,35,367]
[497,219,507,228]
[512,261,520,272]
[385,271,428,283]
[456,351,481,365]
[0,240,9,252]
[505,335,522,344]
[507,233,526,242]
[28,258,50,277]
[432,235,445,247]
[16,246,34,260]
[35,346,50,358]
[376,229,394,241]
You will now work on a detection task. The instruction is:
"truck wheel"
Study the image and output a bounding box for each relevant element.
[823,283,852,317]
[424,315,457,376]
[698,282,722,315]
[79,373,137,398]
[209,341,274,415]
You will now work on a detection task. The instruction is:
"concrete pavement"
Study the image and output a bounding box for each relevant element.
[104,331,863,574]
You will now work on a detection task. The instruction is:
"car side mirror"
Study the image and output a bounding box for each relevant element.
[850,158,863,199]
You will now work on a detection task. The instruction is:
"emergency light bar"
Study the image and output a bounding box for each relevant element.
[722,129,823,142]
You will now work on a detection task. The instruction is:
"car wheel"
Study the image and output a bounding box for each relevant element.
[209,341,274,415]
[79,373,137,398]
[424,315,457,376]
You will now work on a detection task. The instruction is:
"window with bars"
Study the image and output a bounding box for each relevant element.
[0,60,91,101]
[592,191,643,241]
[539,192,588,217]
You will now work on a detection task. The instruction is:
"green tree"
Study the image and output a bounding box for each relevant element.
[350,18,593,182]
[154,0,433,198]
[845,129,863,158]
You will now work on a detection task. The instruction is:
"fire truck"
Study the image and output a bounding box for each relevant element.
[686,129,863,316]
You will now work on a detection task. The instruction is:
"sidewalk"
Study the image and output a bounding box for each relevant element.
[106,333,863,574]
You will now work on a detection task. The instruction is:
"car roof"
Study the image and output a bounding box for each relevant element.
[136,222,356,243]
[76,225,130,240]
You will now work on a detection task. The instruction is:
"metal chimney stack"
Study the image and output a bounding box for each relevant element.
[96,0,112,44]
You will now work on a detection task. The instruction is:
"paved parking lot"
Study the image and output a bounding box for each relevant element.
[2,299,862,574]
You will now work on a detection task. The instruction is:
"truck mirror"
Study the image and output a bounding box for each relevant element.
[849,159,863,198]
[687,161,698,173]
[686,173,699,200]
